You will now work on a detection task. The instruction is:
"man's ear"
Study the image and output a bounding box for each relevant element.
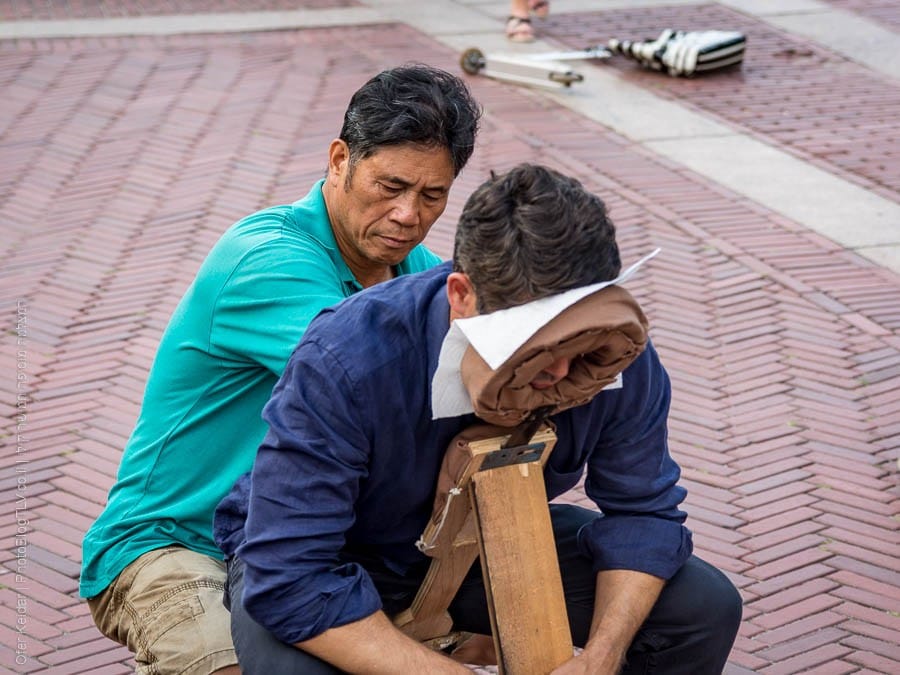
[447,272,479,320]
[326,139,350,187]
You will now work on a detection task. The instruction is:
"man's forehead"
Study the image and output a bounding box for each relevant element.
[362,144,453,184]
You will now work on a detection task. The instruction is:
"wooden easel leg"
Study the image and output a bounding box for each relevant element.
[393,515,480,642]
[471,461,573,675]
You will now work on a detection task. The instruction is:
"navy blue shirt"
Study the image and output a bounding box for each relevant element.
[214,262,692,645]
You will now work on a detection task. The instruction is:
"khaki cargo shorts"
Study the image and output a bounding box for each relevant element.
[87,546,238,675]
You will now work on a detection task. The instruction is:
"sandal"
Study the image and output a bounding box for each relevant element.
[529,0,550,19]
[506,16,535,43]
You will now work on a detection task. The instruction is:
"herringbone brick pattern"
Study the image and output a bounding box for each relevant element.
[2,14,898,675]
[542,4,900,202]
[0,0,357,21]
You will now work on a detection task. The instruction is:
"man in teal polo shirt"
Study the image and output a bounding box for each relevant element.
[80,64,481,675]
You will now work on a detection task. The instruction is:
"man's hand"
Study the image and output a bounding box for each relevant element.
[551,568,665,675]
[296,610,471,674]
[549,642,627,675]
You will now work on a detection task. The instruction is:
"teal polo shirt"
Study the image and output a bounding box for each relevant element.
[80,180,442,598]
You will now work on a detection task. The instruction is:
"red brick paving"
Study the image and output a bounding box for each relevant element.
[542,4,900,203]
[2,13,899,675]
[0,0,357,22]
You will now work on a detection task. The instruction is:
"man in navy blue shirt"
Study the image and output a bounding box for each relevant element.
[215,164,742,674]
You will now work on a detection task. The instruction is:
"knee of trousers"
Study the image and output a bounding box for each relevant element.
[680,560,743,638]
[712,574,743,635]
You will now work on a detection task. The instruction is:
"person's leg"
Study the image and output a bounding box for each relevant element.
[87,546,238,675]
[225,556,343,675]
[224,552,497,672]
[550,504,742,673]
[509,0,529,17]
[529,0,550,19]
[507,0,535,42]
[622,556,742,674]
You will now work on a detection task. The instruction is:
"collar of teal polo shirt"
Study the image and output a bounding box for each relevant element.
[293,178,423,293]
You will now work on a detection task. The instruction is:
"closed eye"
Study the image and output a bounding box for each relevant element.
[380,183,403,194]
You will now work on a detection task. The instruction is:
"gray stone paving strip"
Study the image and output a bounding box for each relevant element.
[3,0,898,273]
[644,135,900,244]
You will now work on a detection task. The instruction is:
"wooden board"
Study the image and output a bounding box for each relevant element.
[395,426,563,655]
[471,461,573,674]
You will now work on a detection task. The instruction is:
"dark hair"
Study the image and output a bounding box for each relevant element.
[453,164,621,313]
[340,64,482,177]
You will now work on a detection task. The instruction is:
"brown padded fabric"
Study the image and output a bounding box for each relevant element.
[429,423,507,529]
[426,421,556,542]
[460,285,649,426]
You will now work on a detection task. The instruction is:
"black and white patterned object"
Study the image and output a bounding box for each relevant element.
[607,29,746,77]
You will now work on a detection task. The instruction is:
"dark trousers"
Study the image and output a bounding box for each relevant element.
[224,504,742,674]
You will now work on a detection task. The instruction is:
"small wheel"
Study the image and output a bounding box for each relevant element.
[549,70,584,87]
[460,48,486,75]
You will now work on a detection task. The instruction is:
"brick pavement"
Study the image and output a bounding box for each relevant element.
[0,0,357,22]
[1,4,899,674]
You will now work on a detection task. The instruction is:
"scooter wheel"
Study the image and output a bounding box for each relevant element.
[460,48,486,75]
[549,71,584,87]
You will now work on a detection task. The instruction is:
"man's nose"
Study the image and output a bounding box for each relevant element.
[542,356,572,385]
[392,192,421,227]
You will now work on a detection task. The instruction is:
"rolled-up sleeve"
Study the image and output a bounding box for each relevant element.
[578,343,693,580]
[235,339,382,644]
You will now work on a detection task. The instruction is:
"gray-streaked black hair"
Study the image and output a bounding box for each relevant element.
[453,164,621,313]
[340,64,482,177]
